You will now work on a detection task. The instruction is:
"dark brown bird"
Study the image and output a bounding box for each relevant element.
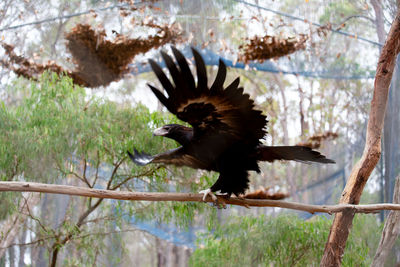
[128,47,334,200]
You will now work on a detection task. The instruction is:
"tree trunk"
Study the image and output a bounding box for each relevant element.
[18,224,27,267]
[372,175,400,266]
[371,0,386,44]
[320,9,400,267]
[8,246,15,267]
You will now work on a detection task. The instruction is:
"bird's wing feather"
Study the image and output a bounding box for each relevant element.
[257,145,335,164]
[149,47,267,157]
[128,147,210,170]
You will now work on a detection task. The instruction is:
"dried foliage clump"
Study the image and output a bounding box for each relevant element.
[244,187,289,200]
[297,131,338,149]
[238,34,308,63]
[65,23,184,87]
[0,43,67,81]
[1,22,184,88]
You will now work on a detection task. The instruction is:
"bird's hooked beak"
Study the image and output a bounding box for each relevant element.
[153,127,169,136]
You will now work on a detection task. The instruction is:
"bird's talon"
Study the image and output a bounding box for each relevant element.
[200,189,229,209]
[199,189,217,202]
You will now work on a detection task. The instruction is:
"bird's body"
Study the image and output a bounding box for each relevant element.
[128,47,335,197]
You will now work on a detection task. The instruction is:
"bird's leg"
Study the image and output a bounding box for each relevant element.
[199,188,217,202]
[199,189,227,209]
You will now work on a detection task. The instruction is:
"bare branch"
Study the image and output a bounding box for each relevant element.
[336,14,375,28]
[111,166,163,190]
[92,150,100,188]
[1,181,400,214]
[106,157,125,189]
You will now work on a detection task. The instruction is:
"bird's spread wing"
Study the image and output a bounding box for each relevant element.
[149,47,267,156]
[128,147,209,169]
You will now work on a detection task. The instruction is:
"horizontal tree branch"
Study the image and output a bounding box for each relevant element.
[0,181,399,214]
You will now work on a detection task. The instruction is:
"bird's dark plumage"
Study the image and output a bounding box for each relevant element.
[128,47,335,196]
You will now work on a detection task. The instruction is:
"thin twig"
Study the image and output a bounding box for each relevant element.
[111,166,163,190]
[2,181,400,214]
[82,158,90,187]
[92,151,100,188]
[106,157,125,190]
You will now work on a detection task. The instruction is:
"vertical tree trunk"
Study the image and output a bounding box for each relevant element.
[372,175,400,266]
[273,74,289,145]
[18,224,27,267]
[371,0,386,44]
[383,80,394,203]
[371,0,389,221]
[320,9,400,267]
[298,84,307,136]
[0,254,4,267]
[178,247,191,267]
[8,246,15,267]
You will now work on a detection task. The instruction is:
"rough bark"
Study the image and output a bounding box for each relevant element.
[372,175,400,266]
[320,9,400,267]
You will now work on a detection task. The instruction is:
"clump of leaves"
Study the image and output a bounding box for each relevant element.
[190,214,381,267]
[0,42,66,81]
[1,20,184,88]
[238,34,308,63]
[65,22,184,87]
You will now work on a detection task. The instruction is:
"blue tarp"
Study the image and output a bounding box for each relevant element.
[130,46,375,80]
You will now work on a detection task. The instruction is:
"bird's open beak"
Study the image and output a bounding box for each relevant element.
[153,127,168,136]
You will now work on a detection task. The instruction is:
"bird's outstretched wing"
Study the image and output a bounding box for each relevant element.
[149,47,267,156]
[127,148,210,169]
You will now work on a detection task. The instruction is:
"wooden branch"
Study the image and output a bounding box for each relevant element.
[2,181,400,214]
[320,8,400,267]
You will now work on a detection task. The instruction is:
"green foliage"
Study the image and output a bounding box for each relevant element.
[190,214,381,267]
[0,72,218,264]
[319,2,359,25]
[0,72,183,186]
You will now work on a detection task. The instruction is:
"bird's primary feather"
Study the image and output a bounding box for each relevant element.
[128,47,335,196]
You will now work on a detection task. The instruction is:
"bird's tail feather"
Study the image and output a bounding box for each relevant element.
[257,145,335,164]
[127,149,154,166]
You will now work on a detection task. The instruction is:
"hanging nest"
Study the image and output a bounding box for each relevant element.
[238,34,308,63]
[1,21,184,88]
[297,131,338,149]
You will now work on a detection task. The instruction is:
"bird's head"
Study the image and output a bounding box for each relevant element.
[153,124,193,145]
